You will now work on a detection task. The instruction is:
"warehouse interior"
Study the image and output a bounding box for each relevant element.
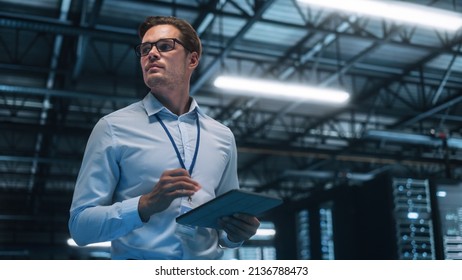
[1,0,462,260]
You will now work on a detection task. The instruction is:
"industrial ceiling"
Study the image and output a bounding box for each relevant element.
[1,0,462,259]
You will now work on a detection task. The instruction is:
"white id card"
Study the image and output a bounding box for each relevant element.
[175,198,197,239]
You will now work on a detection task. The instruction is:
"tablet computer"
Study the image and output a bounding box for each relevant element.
[176,189,283,229]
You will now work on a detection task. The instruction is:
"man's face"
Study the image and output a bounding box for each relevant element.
[140,24,196,92]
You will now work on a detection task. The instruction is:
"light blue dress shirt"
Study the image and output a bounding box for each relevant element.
[69,93,242,259]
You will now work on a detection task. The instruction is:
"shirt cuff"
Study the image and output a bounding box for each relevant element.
[219,231,244,249]
[121,196,144,228]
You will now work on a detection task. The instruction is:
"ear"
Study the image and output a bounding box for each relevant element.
[188,52,199,70]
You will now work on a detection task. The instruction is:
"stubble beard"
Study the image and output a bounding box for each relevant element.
[145,74,176,93]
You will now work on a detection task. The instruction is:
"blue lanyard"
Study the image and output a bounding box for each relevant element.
[155,113,200,175]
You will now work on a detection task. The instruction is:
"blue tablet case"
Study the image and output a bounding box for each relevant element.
[175,189,283,229]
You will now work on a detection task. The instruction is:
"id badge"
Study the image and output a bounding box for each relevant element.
[175,198,197,239]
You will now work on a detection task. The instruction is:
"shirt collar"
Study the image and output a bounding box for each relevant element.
[142,92,205,118]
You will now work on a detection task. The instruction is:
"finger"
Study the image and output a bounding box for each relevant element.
[167,175,200,186]
[174,187,196,198]
[164,168,190,177]
[167,179,201,192]
[220,216,258,241]
[158,175,201,193]
[163,179,201,200]
[220,221,250,242]
[232,213,261,227]
[158,169,189,186]
[160,169,199,185]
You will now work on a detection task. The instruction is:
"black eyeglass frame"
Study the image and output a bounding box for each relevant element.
[134,38,191,57]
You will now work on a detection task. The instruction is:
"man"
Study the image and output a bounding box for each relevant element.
[68,16,260,259]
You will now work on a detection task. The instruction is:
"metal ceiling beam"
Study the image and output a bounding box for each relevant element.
[72,0,104,80]
[431,44,461,105]
[0,11,137,44]
[0,84,137,103]
[390,93,462,130]
[191,0,223,36]
[320,28,402,87]
[189,0,276,95]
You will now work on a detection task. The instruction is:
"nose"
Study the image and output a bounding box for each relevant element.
[147,46,160,61]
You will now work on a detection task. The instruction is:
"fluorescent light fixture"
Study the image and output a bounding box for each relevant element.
[214,76,350,104]
[67,238,111,248]
[297,0,462,31]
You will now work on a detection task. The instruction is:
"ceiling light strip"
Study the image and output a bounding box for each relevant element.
[298,0,462,31]
[214,76,350,103]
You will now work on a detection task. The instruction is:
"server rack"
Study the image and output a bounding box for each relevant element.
[391,178,436,259]
[431,179,462,260]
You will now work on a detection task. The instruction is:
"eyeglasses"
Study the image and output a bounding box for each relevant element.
[134,38,190,57]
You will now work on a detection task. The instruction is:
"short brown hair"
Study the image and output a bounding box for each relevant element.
[138,16,202,59]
